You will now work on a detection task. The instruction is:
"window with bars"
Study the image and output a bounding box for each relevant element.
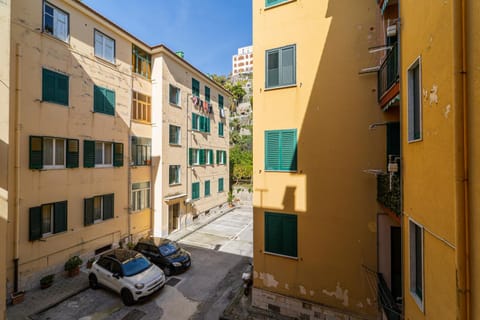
[84,140,123,168]
[131,182,151,212]
[29,201,67,241]
[84,194,114,226]
[131,136,151,166]
[169,165,181,185]
[132,45,151,79]
[94,30,115,63]
[132,91,151,123]
[29,136,78,169]
[43,2,69,42]
[266,45,296,88]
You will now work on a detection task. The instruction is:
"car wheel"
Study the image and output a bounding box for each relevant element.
[89,274,98,290]
[164,266,172,277]
[121,288,135,306]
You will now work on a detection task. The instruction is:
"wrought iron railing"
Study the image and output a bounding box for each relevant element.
[377,173,401,215]
[378,42,398,101]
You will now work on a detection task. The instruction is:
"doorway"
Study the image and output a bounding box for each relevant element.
[168,203,180,233]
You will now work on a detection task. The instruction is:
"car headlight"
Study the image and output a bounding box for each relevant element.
[172,262,182,267]
[135,283,145,289]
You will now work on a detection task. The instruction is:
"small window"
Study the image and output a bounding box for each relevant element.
[205,86,211,102]
[169,125,181,145]
[204,180,211,197]
[218,122,224,137]
[192,182,200,200]
[84,140,123,168]
[169,85,180,106]
[94,85,115,116]
[169,165,181,185]
[218,178,224,192]
[131,182,151,212]
[43,2,69,42]
[265,45,296,89]
[132,45,151,79]
[132,91,151,123]
[265,212,297,257]
[192,113,210,133]
[218,95,224,109]
[409,220,424,309]
[95,141,113,166]
[29,136,79,169]
[216,150,227,165]
[42,68,69,106]
[206,149,214,165]
[29,201,68,240]
[192,78,200,97]
[131,136,151,166]
[94,30,115,63]
[265,0,289,7]
[265,129,297,171]
[189,148,200,166]
[84,194,114,226]
[408,58,422,142]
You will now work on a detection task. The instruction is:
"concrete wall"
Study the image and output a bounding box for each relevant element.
[0,0,10,314]
[252,0,385,318]
[400,0,459,318]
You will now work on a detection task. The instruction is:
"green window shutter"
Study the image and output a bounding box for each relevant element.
[199,116,205,132]
[93,85,104,113]
[192,182,200,200]
[209,149,214,165]
[224,151,227,164]
[113,143,123,167]
[266,0,287,6]
[192,113,198,130]
[280,129,297,171]
[84,198,94,226]
[199,149,205,165]
[265,131,280,170]
[53,201,67,233]
[66,139,79,168]
[205,86,210,102]
[206,117,210,133]
[216,150,220,164]
[42,69,56,103]
[265,212,297,257]
[205,180,210,197]
[218,95,224,109]
[103,194,114,220]
[29,136,43,169]
[29,206,42,241]
[189,148,194,166]
[192,78,200,97]
[219,123,224,136]
[55,72,69,106]
[105,89,115,115]
[218,178,224,192]
[83,140,95,168]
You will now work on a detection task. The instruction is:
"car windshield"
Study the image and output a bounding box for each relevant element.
[158,242,178,256]
[122,256,151,276]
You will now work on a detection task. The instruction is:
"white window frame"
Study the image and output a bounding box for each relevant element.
[219,151,226,164]
[41,204,54,237]
[206,150,213,165]
[407,57,422,143]
[131,182,151,212]
[95,141,113,167]
[409,219,424,311]
[169,125,181,145]
[169,165,181,185]
[43,2,69,42]
[43,137,66,169]
[192,149,200,165]
[169,84,181,106]
[94,29,115,63]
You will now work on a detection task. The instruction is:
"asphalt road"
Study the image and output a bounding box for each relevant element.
[31,206,253,320]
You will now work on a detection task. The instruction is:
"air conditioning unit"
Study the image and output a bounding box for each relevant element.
[387,25,397,37]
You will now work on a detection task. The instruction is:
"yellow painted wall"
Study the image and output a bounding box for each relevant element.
[253,0,385,317]
[400,0,459,318]
[0,0,11,314]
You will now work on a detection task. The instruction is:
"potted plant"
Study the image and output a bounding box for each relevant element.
[40,274,54,289]
[227,191,235,207]
[10,291,25,305]
[64,255,83,277]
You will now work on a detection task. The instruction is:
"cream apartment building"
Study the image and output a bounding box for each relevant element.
[4,0,229,302]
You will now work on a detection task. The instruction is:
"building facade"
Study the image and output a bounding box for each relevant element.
[4,0,229,301]
[232,45,253,75]
[252,0,386,318]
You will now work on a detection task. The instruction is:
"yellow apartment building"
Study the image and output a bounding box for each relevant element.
[252,0,388,318]
[400,0,479,319]
[4,0,230,304]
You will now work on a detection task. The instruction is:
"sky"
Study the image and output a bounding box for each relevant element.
[82,0,252,76]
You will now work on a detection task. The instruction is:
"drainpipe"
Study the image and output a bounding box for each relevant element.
[127,75,133,244]
[13,43,21,293]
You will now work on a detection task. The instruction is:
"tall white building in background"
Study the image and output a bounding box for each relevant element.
[232,45,253,75]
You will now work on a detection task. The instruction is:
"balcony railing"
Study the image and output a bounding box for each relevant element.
[377,173,400,215]
[377,42,398,101]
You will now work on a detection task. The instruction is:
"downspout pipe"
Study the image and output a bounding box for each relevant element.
[13,43,21,293]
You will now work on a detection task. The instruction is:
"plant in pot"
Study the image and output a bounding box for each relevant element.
[40,274,54,289]
[227,191,234,207]
[64,255,83,277]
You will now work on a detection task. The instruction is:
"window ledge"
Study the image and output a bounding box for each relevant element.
[132,119,152,125]
[41,100,69,107]
[264,0,297,11]
[169,143,182,147]
[264,169,298,173]
[169,183,182,187]
[94,164,114,168]
[169,102,182,108]
[264,84,297,91]
[407,137,423,144]
[94,55,117,67]
[264,251,298,260]
[41,31,70,46]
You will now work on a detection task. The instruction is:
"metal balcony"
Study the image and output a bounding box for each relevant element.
[377,42,398,102]
[377,173,400,216]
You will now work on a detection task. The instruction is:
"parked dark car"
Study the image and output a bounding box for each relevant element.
[134,237,191,276]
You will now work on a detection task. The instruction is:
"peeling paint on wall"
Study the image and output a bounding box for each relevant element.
[299,285,307,295]
[429,85,439,105]
[258,272,279,288]
[366,298,372,305]
[309,290,315,296]
[285,283,289,290]
[444,104,451,119]
[322,282,349,306]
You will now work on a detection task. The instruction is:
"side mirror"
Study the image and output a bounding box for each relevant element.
[113,273,121,279]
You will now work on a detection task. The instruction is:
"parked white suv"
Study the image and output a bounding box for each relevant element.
[89,249,165,305]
